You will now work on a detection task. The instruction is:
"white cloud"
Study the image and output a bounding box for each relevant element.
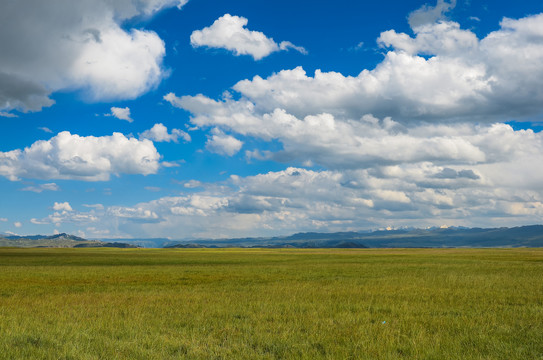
[31,157,543,239]
[0,0,185,115]
[107,206,160,223]
[38,127,53,133]
[205,129,243,156]
[49,211,98,226]
[30,218,49,225]
[139,123,191,143]
[162,161,181,168]
[72,28,165,101]
[53,202,73,212]
[166,91,543,171]
[83,204,105,210]
[1,111,18,118]
[178,13,540,124]
[34,202,102,226]
[190,14,306,60]
[184,180,203,188]
[14,222,22,228]
[163,9,543,238]
[21,183,60,193]
[0,131,161,181]
[408,0,456,28]
[109,107,133,122]
[0,218,7,222]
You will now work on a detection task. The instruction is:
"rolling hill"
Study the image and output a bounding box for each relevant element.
[0,233,139,248]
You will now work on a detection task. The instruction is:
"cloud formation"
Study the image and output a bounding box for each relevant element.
[109,107,133,122]
[205,129,243,156]
[166,92,543,171]
[58,158,543,239]
[139,123,191,143]
[53,202,73,212]
[184,14,543,124]
[0,132,161,181]
[0,0,187,115]
[21,183,60,193]
[190,14,306,60]
[408,0,456,28]
[155,10,543,237]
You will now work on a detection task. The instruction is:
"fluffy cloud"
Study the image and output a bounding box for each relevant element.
[109,107,133,122]
[165,11,543,178]
[61,158,543,239]
[205,129,243,156]
[166,91,543,171]
[53,202,73,212]
[180,13,543,124]
[408,0,456,28]
[0,0,187,115]
[107,206,160,223]
[0,131,161,181]
[190,14,306,60]
[139,123,191,143]
[159,9,543,237]
[31,202,103,227]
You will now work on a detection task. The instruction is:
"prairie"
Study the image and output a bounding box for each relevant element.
[0,248,542,359]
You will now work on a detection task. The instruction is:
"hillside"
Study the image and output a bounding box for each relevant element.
[164,225,543,249]
[5,225,543,249]
[0,233,139,248]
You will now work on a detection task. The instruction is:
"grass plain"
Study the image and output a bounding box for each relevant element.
[0,247,542,359]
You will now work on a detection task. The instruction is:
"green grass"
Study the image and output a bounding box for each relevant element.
[0,248,542,359]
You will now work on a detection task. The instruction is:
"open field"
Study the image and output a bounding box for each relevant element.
[0,248,542,359]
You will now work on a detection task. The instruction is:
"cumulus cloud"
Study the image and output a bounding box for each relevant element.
[0,131,161,181]
[408,0,456,28]
[205,129,243,156]
[160,7,543,237]
[139,123,191,143]
[184,14,543,124]
[190,14,306,60]
[14,222,22,228]
[59,158,543,239]
[69,4,543,238]
[107,206,160,223]
[32,201,104,227]
[109,107,133,122]
[49,211,98,226]
[166,90,543,171]
[164,11,543,186]
[0,0,187,115]
[53,202,73,212]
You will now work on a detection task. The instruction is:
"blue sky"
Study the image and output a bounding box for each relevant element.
[2,0,543,239]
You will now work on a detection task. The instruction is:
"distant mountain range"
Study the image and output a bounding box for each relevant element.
[163,225,543,249]
[0,233,139,248]
[2,225,543,248]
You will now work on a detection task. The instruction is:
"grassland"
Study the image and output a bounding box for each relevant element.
[0,248,542,359]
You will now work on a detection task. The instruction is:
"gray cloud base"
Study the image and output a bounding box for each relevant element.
[0,0,186,114]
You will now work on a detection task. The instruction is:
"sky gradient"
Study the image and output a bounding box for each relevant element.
[1,0,543,239]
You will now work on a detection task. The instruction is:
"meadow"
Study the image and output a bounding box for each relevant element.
[0,248,542,359]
